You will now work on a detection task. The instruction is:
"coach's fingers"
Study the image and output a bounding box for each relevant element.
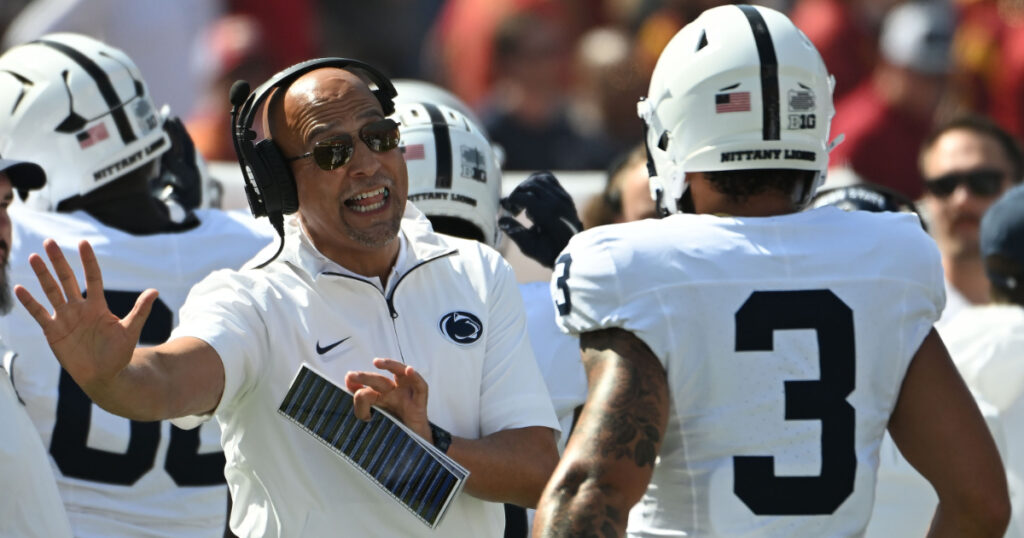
[345,370,398,395]
[351,387,380,421]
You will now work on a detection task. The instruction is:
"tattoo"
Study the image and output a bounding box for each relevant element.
[544,477,624,538]
[579,328,667,469]
[537,328,667,537]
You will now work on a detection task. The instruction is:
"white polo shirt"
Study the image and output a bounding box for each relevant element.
[172,204,559,537]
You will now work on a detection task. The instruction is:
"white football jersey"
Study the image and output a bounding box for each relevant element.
[2,206,274,538]
[553,207,944,537]
[519,281,586,452]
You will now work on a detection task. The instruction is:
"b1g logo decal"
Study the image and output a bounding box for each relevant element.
[788,114,816,130]
[439,311,483,345]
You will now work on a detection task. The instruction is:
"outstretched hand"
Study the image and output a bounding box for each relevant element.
[345,358,430,440]
[499,171,582,268]
[14,239,157,394]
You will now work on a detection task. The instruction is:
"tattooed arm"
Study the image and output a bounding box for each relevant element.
[533,328,669,538]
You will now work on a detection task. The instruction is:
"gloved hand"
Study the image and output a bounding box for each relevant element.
[499,171,582,268]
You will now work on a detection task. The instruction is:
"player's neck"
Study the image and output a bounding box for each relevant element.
[687,175,799,217]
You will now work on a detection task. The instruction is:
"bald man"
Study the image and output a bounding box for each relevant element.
[16,64,559,538]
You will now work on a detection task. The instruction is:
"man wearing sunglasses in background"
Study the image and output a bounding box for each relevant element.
[919,115,1023,327]
[15,62,560,538]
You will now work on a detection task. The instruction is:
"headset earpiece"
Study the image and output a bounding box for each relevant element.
[252,139,298,215]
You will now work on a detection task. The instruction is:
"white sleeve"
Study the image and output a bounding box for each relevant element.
[478,256,561,437]
[550,231,625,336]
[169,270,270,429]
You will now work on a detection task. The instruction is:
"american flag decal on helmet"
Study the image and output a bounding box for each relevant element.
[715,92,751,113]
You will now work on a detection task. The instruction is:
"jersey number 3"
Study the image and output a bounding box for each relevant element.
[50,290,226,486]
[733,290,856,515]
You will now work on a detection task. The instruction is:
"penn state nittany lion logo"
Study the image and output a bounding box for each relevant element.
[439,311,483,345]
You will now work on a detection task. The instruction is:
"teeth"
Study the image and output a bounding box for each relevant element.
[350,199,386,213]
[351,187,387,201]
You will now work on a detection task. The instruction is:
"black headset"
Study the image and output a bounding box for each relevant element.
[229,58,397,229]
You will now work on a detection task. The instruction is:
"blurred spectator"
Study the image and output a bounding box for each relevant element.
[186,14,271,163]
[2,0,223,119]
[951,0,1024,141]
[941,184,1024,538]
[572,27,647,158]
[427,0,601,108]
[315,0,436,78]
[631,0,730,77]
[0,0,30,43]
[919,115,1023,326]
[581,144,654,228]
[228,0,318,73]
[790,0,898,101]
[829,0,955,200]
[480,11,612,171]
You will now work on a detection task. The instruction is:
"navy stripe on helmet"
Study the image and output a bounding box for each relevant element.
[423,103,452,189]
[35,39,138,144]
[737,5,780,141]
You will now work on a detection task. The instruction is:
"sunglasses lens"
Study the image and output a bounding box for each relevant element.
[966,171,1004,196]
[361,119,401,153]
[312,137,354,170]
[926,169,1005,198]
[925,176,957,197]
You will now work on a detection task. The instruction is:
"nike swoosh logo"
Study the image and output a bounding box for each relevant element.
[316,337,351,355]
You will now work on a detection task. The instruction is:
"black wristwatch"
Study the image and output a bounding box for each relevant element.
[429,422,452,454]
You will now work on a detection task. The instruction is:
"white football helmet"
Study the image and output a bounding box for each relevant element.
[0,33,169,211]
[637,4,837,214]
[395,97,502,248]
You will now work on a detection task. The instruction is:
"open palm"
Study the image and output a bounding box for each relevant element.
[14,239,157,395]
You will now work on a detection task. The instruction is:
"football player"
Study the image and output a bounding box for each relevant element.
[393,81,587,538]
[0,33,273,537]
[533,5,1010,537]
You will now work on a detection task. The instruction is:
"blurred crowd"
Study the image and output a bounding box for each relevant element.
[0,0,1019,192]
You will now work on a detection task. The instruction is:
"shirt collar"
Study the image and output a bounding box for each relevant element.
[278,202,457,291]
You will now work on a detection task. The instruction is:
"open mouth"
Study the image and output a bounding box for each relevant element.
[344,186,390,213]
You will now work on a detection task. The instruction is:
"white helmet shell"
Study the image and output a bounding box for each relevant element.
[395,100,502,248]
[0,33,169,211]
[638,4,836,214]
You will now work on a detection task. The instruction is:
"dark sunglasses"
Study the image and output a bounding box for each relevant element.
[923,169,1005,198]
[286,118,401,170]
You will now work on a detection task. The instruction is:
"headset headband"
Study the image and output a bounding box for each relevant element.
[236,57,397,137]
